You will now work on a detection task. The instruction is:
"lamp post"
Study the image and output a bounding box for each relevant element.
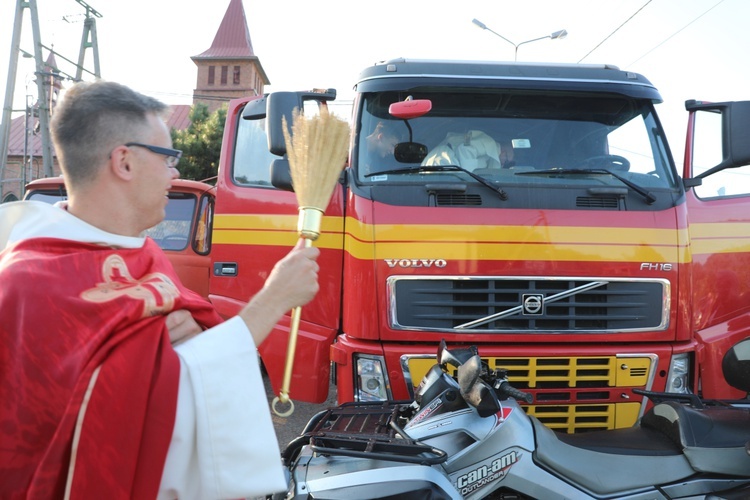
[472,18,567,61]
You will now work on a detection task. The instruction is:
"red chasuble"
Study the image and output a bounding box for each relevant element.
[0,237,222,499]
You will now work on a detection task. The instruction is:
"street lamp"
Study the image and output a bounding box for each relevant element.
[472,18,567,61]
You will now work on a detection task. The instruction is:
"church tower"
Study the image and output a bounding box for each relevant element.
[191,0,269,113]
[39,52,63,116]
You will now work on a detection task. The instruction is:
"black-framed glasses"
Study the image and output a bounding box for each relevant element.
[126,142,182,168]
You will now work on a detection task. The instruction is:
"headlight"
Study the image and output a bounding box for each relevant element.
[354,355,390,401]
[665,353,691,394]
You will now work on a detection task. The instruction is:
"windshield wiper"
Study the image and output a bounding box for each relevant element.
[365,164,508,201]
[516,168,656,205]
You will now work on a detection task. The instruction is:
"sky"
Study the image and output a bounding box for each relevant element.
[1,0,748,165]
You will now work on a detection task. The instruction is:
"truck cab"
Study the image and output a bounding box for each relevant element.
[23,177,216,299]
[212,59,750,432]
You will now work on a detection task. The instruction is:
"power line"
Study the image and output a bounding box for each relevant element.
[578,0,652,63]
[626,0,726,67]
[578,0,727,67]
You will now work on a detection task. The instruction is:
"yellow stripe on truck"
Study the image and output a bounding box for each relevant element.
[213,214,750,263]
[690,222,750,254]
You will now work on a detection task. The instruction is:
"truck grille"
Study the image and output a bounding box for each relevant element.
[388,277,669,332]
[524,403,640,433]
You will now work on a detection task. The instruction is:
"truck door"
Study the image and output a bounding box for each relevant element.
[683,100,750,397]
[210,92,346,403]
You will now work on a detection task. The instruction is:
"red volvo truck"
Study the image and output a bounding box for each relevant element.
[210,59,750,432]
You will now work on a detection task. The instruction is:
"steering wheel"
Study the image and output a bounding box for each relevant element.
[580,154,630,172]
[159,234,189,250]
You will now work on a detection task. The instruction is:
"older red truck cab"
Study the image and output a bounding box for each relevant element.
[23,176,216,299]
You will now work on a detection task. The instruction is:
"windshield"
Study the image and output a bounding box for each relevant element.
[24,186,198,251]
[141,194,196,250]
[354,90,679,193]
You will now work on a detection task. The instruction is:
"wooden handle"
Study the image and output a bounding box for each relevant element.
[272,238,313,417]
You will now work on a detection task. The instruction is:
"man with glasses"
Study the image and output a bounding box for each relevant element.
[0,80,319,499]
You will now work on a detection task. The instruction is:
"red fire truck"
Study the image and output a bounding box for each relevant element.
[211,59,750,432]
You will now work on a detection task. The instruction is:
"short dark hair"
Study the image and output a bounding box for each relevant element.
[50,80,168,186]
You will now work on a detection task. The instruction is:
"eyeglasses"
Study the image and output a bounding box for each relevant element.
[126,142,182,168]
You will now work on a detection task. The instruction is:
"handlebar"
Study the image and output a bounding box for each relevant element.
[437,341,534,407]
[497,381,533,404]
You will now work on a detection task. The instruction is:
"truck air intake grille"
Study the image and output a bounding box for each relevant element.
[388,277,668,332]
[436,193,482,206]
[576,196,619,208]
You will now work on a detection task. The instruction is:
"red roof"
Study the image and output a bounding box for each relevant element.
[166,105,192,131]
[7,105,193,157]
[192,0,254,60]
[6,115,50,157]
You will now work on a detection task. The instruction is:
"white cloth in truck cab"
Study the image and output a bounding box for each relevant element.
[422,130,502,170]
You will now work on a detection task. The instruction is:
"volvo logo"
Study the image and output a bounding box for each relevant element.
[522,294,544,315]
[384,259,447,268]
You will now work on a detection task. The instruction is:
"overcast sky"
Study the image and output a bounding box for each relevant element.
[1,0,747,164]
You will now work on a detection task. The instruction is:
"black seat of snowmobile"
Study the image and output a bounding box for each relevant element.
[722,337,750,394]
[641,401,750,476]
[531,416,695,496]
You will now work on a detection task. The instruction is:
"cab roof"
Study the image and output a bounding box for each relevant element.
[356,58,662,102]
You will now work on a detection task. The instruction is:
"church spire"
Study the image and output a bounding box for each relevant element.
[193,0,255,59]
[191,0,269,112]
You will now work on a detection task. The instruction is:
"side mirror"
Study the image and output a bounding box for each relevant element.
[457,355,501,417]
[270,158,293,192]
[684,100,750,185]
[437,339,478,369]
[267,92,303,157]
[264,89,338,157]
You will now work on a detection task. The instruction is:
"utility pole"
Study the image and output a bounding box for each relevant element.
[0,0,48,200]
[0,0,102,202]
[74,0,102,81]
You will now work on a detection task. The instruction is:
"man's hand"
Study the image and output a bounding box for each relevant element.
[239,238,320,346]
[166,309,203,346]
[262,239,321,312]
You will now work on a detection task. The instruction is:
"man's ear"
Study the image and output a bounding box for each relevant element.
[109,144,134,180]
